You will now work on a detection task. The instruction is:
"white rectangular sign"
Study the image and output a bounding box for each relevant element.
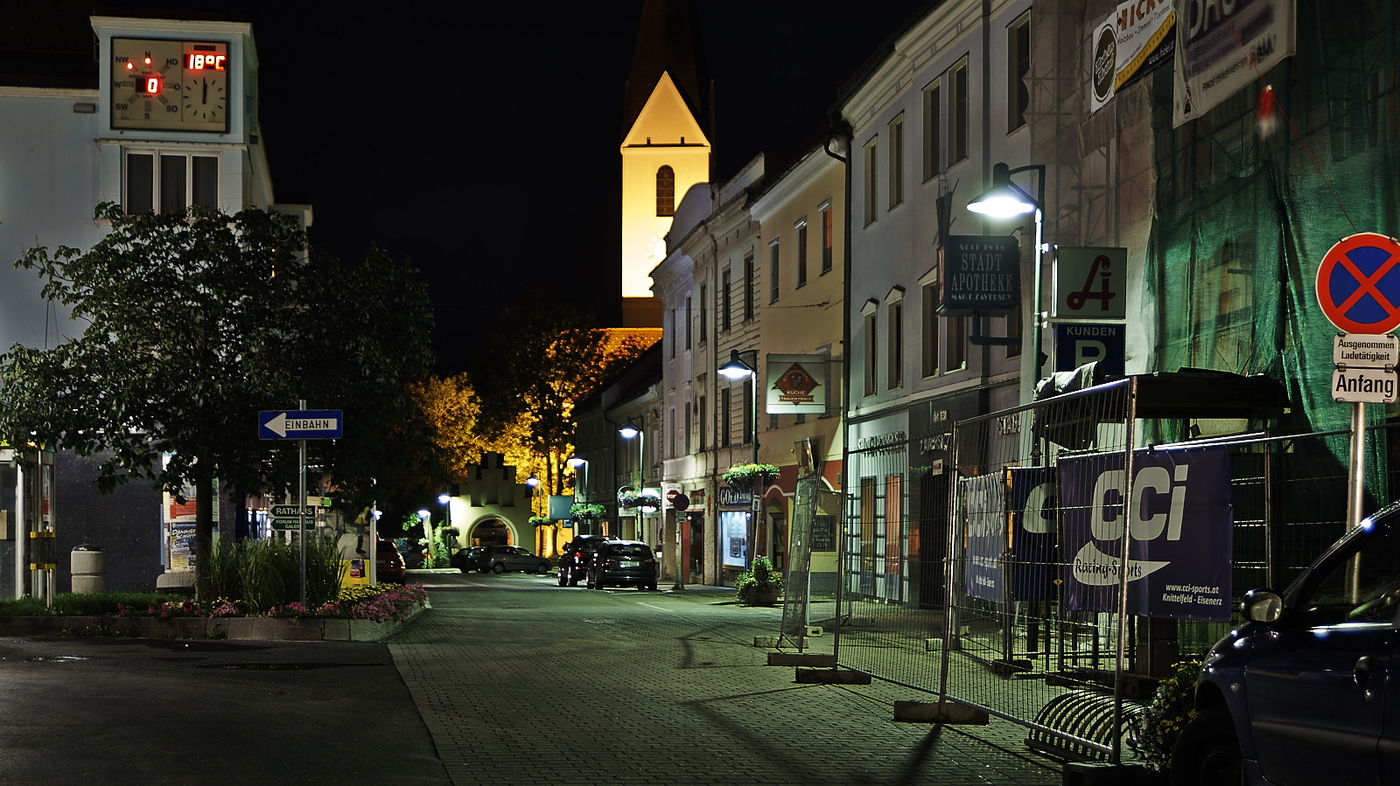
[1333,368,1397,403]
[1334,333,1399,368]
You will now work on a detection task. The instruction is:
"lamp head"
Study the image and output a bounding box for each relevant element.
[525,475,541,488]
[437,493,450,505]
[618,419,640,440]
[718,349,755,380]
[417,509,430,520]
[567,455,586,469]
[967,162,1038,217]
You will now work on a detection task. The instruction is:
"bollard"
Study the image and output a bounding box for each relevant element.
[71,542,107,593]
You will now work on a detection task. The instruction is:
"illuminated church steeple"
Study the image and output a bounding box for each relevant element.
[620,0,713,328]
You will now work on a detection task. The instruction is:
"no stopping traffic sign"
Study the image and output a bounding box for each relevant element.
[1316,232,1400,334]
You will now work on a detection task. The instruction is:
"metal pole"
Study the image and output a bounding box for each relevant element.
[298,398,307,607]
[1347,402,1367,603]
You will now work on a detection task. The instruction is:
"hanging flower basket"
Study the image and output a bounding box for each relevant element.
[617,489,662,511]
[722,462,780,489]
[569,502,606,521]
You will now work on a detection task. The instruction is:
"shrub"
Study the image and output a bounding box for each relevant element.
[736,556,783,604]
[1128,658,1202,770]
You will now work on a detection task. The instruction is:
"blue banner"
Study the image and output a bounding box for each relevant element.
[1007,467,1057,602]
[1059,445,1232,621]
[962,474,1006,601]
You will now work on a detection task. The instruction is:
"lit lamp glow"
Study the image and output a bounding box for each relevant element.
[967,162,1047,401]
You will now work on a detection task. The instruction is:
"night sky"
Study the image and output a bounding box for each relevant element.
[243,3,929,370]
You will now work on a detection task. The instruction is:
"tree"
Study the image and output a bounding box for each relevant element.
[470,285,653,498]
[0,204,434,584]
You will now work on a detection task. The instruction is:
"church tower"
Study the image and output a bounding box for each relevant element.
[619,0,712,328]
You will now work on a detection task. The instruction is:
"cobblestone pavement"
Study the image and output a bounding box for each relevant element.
[390,572,1061,786]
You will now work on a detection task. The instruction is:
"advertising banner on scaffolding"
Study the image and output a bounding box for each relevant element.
[1007,467,1057,601]
[1059,444,1233,621]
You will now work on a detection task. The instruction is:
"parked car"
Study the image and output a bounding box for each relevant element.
[556,534,610,586]
[375,539,406,583]
[479,545,552,575]
[450,546,492,573]
[586,540,657,591]
[1171,501,1400,786]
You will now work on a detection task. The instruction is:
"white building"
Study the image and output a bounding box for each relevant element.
[0,11,306,596]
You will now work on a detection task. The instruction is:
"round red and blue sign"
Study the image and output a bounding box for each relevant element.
[1316,232,1400,334]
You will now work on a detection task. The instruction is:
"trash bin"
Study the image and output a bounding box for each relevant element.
[71,543,107,593]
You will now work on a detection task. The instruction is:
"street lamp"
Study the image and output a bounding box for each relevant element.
[718,349,759,464]
[438,492,452,553]
[618,418,646,543]
[967,162,1047,404]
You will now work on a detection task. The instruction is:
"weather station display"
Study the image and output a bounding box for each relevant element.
[110,38,229,132]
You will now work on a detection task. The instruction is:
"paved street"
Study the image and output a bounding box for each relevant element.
[0,573,1061,785]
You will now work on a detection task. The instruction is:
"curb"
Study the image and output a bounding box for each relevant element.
[0,602,430,642]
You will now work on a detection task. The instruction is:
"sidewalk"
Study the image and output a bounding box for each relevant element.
[389,575,1063,786]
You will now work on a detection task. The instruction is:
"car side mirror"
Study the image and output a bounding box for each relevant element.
[1241,588,1284,623]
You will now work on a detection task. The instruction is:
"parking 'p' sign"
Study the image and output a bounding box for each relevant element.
[1316,232,1400,334]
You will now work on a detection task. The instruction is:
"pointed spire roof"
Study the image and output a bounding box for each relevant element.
[622,0,712,142]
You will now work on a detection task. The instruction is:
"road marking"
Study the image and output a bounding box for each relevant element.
[637,602,679,614]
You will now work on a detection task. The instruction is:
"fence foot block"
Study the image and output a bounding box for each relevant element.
[768,652,836,667]
[1061,762,1161,786]
[893,700,988,724]
[795,668,870,684]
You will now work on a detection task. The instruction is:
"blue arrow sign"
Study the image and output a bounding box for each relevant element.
[258,409,344,440]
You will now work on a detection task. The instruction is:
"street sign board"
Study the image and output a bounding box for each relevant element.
[258,410,344,440]
[1054,322,1125,375]
[1316,232,1400,334]
[270,505,314,518]
[1332,367,1397,403]
[1334,333,1399,368]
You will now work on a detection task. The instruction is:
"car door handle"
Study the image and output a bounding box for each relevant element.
[1355,655,1374,685]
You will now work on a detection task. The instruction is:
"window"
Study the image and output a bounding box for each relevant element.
[656,165,675,216]
[951,58,969,165]
[820,202,833,274]
[946,311,966,372]
[863,136,879,225]
[922,78,942,181]
[125,150,219,214]
[888,113,904,208]
[668,308,676,358]
[743,254,756,321]
[721,271,732,332]
[1008,12,1031,134]
[863,303,879,396]
[721,387,732,446]
[683,400,692,453]
[768,241,780,303]
[888,298,903,390]
[698,393,707,450]
[700,284,708,343]
[684,296,692,350]
[742,381,754,447]
[795,219,808,288]
[1006,306,1022,358]
[921,281,941,378]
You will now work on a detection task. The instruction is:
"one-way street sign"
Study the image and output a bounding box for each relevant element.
[258,410,344,440]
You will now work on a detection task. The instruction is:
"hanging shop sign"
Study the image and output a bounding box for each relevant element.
[765,354,828,414]
[1053,247,1126,320]
[939,236,1020,316]
[1058,445,1232,622]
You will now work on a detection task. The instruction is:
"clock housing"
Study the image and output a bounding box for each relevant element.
[110,38,229,133]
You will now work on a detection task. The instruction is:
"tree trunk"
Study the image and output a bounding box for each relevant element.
[193,468,215,593]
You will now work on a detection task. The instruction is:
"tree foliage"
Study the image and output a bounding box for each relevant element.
[0,204,434,581]
[470,284,653,496]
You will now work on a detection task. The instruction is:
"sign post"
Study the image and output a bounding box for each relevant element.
[1315,232,1400,531]
[258,405,344,605]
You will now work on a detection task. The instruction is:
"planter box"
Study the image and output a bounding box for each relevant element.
[0,601,428,642]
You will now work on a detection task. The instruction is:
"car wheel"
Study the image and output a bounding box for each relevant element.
[557,570,568,587]
[567,572,578,587]
[477,567,489,574]
[536,563,550,575]
[1170,706,1242,786]
[492,562,506,574]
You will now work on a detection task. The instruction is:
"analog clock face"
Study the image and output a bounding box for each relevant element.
[110,38,229,133]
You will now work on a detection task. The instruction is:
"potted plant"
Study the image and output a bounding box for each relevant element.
[736,556,783,606]
[617,489,662,511]
[722,462,780,489]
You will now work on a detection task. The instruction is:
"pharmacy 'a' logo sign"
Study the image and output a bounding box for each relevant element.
[1316,232,1400,334]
